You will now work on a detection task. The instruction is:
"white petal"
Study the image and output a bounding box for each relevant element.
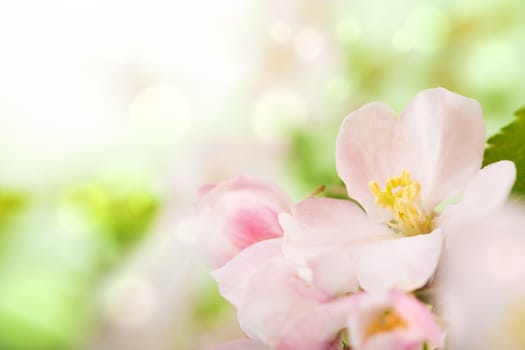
[280,198,391,296]
[308,248,360,295]
[399,88,486,210]
[281,198,391,264]
[211,238,282,307]
[438,202,525,350]
[276,297,356,350]
[289,197,368,230]
[439,160,516,235]
[357,229,443,292]
[335,102,403,218]
[236,259,326,346]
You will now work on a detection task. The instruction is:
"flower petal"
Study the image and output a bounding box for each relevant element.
[399,88,486,210]
[390,290,443,349]
[193,176,291,268]
[280,197,391,296]
[439,160,516,236]
[281,198,385,263]
[359,333,419,350]
[211,238,283,307]
[348,291,443,350]
[289,197,367,229]
[335,102,403,218]
[276,297,356,350]
[236,258,327,346]
[307,248,360,295]
[357,229,443,292]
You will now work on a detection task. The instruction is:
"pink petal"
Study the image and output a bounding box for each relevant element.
[357,229,443,292]
[335,102,403,219]
[348,291,443,350]
[289,197,367,229]
[359,333,421,350]
[439,160,516,236]
[390,290,443,349]
[280,197,391,296]
[208,339,268,350]
[276,297,356,350]
[307,248,360,295]
[281,198,386,263]
[236,258,328,346]
[193,176,291,268]
[211,238,283,307]
[347,292,391,348]
[399,88,486,211]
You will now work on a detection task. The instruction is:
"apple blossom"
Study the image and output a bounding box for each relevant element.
[211,235,443,349]
[210,285,442,350]
[281,88,516,293]
[276,291,443,350]
[192,176,291,268]
[212,238,330,347]
[347,290,442,350]
[195,88,521,350]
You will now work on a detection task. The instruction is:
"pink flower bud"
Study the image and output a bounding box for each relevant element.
[193,176,291,268]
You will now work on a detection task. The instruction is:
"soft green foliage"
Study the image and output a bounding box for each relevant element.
[192,282,229,325]
[483,106,525,196]
[0,273,92,350]
[288,126,341,197]
[0,190,27,253]
[0,190,27,230]
[65,182,161,266]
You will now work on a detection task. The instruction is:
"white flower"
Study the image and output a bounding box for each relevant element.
[281,88,516,293]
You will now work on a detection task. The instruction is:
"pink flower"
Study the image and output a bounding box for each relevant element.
[212,238,330,347]
[198,88,517,349]
[348,290,443,350]
[192,176,291,268]
[212,240,354,350]
[212,238,441,350]
[276,291,442,350]
[210,236,443,350]
[280,197,443,294]
[281,88,516,293]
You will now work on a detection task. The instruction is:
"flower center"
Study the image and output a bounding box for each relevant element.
[368,170,433,236]
[365,308,407,339]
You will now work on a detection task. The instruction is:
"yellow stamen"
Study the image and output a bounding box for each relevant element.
[369,181,381,196]
[365,309,407,339]
[368,171,433,236]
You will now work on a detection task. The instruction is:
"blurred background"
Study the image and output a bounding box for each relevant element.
[0,0,524,349]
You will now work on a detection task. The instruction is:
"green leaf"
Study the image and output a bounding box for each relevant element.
[483,106,525,196]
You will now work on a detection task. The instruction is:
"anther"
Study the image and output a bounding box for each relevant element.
[368,170,432,236]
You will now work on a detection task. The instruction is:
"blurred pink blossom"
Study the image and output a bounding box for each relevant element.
[192,176,291,268]
[439,202,525,350]
[348,290,442,350]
